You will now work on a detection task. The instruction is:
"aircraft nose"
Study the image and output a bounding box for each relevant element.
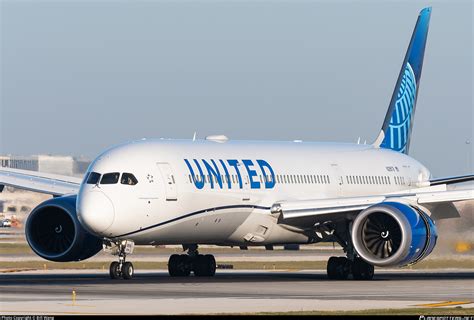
[77,191,115,235]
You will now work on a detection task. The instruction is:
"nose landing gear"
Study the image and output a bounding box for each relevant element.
[110,261,134,280]
[105,239,135,280]
[168,244,216,277]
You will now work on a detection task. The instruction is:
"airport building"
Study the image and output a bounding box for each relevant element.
[0,155,90,177]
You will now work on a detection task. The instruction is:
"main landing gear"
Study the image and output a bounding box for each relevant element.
[168,244,216,277]
[325,222,374,280]
[326,256,374,280]
[105,240,135,280]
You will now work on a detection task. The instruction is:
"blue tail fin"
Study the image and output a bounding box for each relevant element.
[373,7,431,154]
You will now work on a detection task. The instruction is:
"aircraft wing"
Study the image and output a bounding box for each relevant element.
[0,167,82,196]
[271,179,474,228]
[429,174,474,186]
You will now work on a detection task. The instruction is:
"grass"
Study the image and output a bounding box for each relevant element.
[0,242,341,255]
[236,307,474,316]
[0,258,473,271]
[409,259,474,269]
[0,260,328,271]
[1,242,472,271]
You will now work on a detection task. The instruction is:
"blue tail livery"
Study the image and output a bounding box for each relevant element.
[373,7,431,154]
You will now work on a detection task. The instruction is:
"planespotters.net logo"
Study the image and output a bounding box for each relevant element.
[420,316,474,320]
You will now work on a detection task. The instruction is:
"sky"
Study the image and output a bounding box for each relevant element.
[0,0,472,177]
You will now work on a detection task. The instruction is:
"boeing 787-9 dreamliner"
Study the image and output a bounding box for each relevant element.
[1,7,473,280]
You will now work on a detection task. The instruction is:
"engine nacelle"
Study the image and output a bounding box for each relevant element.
[351,202,437,267]
[25,195,102,262]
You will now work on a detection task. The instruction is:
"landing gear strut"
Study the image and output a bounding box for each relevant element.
[168,244,216,277]
[325,222,374,280]
[106,240,135,280]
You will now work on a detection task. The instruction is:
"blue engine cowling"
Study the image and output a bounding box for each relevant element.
[25,195,102,262]
[351,202,437,267]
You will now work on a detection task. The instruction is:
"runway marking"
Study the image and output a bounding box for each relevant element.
[64,304,96,308]
[415,301,473,308]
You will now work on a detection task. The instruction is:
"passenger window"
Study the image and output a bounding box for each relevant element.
[121,173,138,185]
[86,172,101,184]
[101,172,120,184]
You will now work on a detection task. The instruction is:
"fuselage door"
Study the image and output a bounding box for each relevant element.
[331,163,345,197]
[157,162,178,201]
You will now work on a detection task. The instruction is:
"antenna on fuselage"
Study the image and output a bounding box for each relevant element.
[192,132,197,142]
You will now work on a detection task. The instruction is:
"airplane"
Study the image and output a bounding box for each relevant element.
[1,7,473,281]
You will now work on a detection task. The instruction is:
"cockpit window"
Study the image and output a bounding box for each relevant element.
[86,172,101,184]
[100,172,120,184]
[121,173,138,185]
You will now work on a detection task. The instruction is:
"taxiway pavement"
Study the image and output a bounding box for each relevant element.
[0,269,473,315]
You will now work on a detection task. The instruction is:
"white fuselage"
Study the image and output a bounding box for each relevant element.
[76,139,430,246]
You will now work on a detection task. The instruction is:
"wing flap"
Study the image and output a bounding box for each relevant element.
[272,196,386,220]
[416,189,474,204]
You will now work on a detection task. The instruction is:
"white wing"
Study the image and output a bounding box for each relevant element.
[0,167,82,196]
[271,180,474,227]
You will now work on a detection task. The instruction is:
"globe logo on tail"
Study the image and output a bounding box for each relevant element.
[384,62,417,153]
